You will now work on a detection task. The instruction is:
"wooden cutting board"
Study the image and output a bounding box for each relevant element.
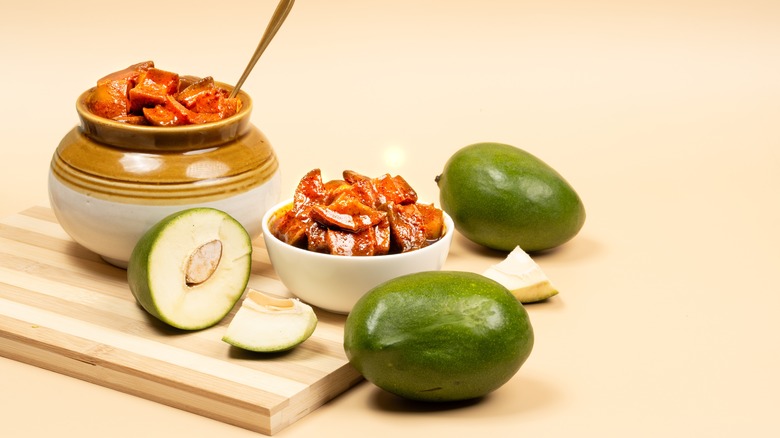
[0,206,363,435]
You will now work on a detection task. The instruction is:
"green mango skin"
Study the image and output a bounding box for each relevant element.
[344,271,534,402]
[436,142,586,252]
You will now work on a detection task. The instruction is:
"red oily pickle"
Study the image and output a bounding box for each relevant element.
[86,61,242,126]
[270,169,445,256]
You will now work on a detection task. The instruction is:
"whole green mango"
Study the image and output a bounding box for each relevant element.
[436,142,585,252]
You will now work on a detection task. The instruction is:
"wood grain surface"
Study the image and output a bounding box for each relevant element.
[0,206,363,435]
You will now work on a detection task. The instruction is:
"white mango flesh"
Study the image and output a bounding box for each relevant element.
[482,246,559,303]
[223,289,318,352]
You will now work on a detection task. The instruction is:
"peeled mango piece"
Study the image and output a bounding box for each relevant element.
[481,246,559,303]
[223,289,318,352]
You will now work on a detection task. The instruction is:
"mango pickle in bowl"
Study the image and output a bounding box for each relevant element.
[262,169,454,314]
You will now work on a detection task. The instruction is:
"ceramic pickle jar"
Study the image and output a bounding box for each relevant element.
[49,85,281,268]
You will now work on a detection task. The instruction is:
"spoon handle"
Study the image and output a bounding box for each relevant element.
[229,0,296,98]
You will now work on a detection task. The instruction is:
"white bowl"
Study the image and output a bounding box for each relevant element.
[261,199,454,314]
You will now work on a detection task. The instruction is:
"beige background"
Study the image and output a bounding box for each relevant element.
[2,0,779,436]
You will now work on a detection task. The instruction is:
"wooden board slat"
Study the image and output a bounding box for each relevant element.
[0,206,363,435]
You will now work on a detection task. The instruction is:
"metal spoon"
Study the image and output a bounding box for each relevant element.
[229,0,295,98]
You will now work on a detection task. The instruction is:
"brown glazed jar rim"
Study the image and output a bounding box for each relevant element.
[75,82,253,152]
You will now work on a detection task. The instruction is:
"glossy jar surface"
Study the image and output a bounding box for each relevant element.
[49,85,281,268]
